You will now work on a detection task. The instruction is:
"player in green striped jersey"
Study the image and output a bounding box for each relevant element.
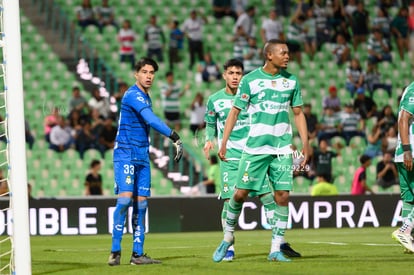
[204,59,274,261]
[213,39,309,262]
[392,82,414,253]
[207,57,301,262]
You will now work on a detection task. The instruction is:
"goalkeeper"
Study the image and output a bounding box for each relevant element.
[108,57,183,266]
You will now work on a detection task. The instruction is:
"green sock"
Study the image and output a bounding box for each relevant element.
[221,200,229,232]
[271,204,289,253]
[259,193,276,228]
[402,206,414,233]
[224,198,243,242]
[402,201,413,221]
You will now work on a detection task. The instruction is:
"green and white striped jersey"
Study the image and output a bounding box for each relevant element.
[395,81,414,163]
[205,88,250,160]
[233,68,303,155]
[160,82,181,113]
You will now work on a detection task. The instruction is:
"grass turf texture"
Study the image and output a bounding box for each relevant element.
[26,227,414,274]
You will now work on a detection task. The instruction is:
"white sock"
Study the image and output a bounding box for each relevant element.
[270,236,283,253]
[224,231,234,243]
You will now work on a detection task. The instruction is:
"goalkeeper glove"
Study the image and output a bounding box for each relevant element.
[169,131,183,162]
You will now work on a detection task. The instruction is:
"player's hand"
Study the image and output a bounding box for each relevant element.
[300,145,310,168]
[403,151,413,171]
[218,147,227,162]
[169,131,183,162]
[173,140,183,162]
[203,141,214,160]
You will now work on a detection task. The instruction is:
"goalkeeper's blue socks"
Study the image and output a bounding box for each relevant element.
[132,200,147,256]
[111,197,131,253]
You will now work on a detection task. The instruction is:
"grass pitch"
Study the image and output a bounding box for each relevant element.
[29,227,414,275]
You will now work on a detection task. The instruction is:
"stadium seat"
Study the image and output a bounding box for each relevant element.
[349,136,367,150]
[293,176,311,194]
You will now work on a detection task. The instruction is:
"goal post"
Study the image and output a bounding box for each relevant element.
[3,0,32,274]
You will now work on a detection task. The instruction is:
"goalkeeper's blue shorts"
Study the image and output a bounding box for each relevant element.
[113,161,151,197]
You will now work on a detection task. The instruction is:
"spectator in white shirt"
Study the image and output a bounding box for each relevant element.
[88,88,111,119]
[118,19,136,69]
[182,10,208,69]
[260,9,284,45]
[49,116,74,152]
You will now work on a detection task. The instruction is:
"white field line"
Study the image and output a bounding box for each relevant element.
[309,241,399,247]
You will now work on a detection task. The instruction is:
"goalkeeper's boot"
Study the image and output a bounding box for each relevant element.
[268,251,291,262]
[130,253,161,265]
[392,229,414,253]
[280,243,301,257]
[222,249,235,261]
[213,238,234,262]
[108,251,121,266]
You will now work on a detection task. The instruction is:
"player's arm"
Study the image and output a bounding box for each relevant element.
[376,163,389,179]
[399,109,413,171]
[140,107,183,162]
[260,27,266,45]
[218,106,240,161]
[204,98,217,159]
[204,122,216,160]
[292,106,310,167]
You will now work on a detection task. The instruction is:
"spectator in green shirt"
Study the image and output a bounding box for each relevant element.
[203,155,220,194]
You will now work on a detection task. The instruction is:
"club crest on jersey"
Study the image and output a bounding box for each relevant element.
[282,79,289,88]
[242,172,249,183]
[258,91,265,100]
[223,184,229,193]
[240,93,249,102]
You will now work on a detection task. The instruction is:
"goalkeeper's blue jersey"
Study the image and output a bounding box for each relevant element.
[114,84,172,163]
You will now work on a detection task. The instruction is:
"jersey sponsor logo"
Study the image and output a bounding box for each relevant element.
[271,80,277,87]
[126,176,132,184]
[137,96,145,103]
[207,110,215,116]
[240,93,250,102]
[218,101,225,108]
[409,97,414,104]
[259,102,288,111]
[258,81,265,87]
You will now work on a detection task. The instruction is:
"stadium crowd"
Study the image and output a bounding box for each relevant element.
[27,0,414,195]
